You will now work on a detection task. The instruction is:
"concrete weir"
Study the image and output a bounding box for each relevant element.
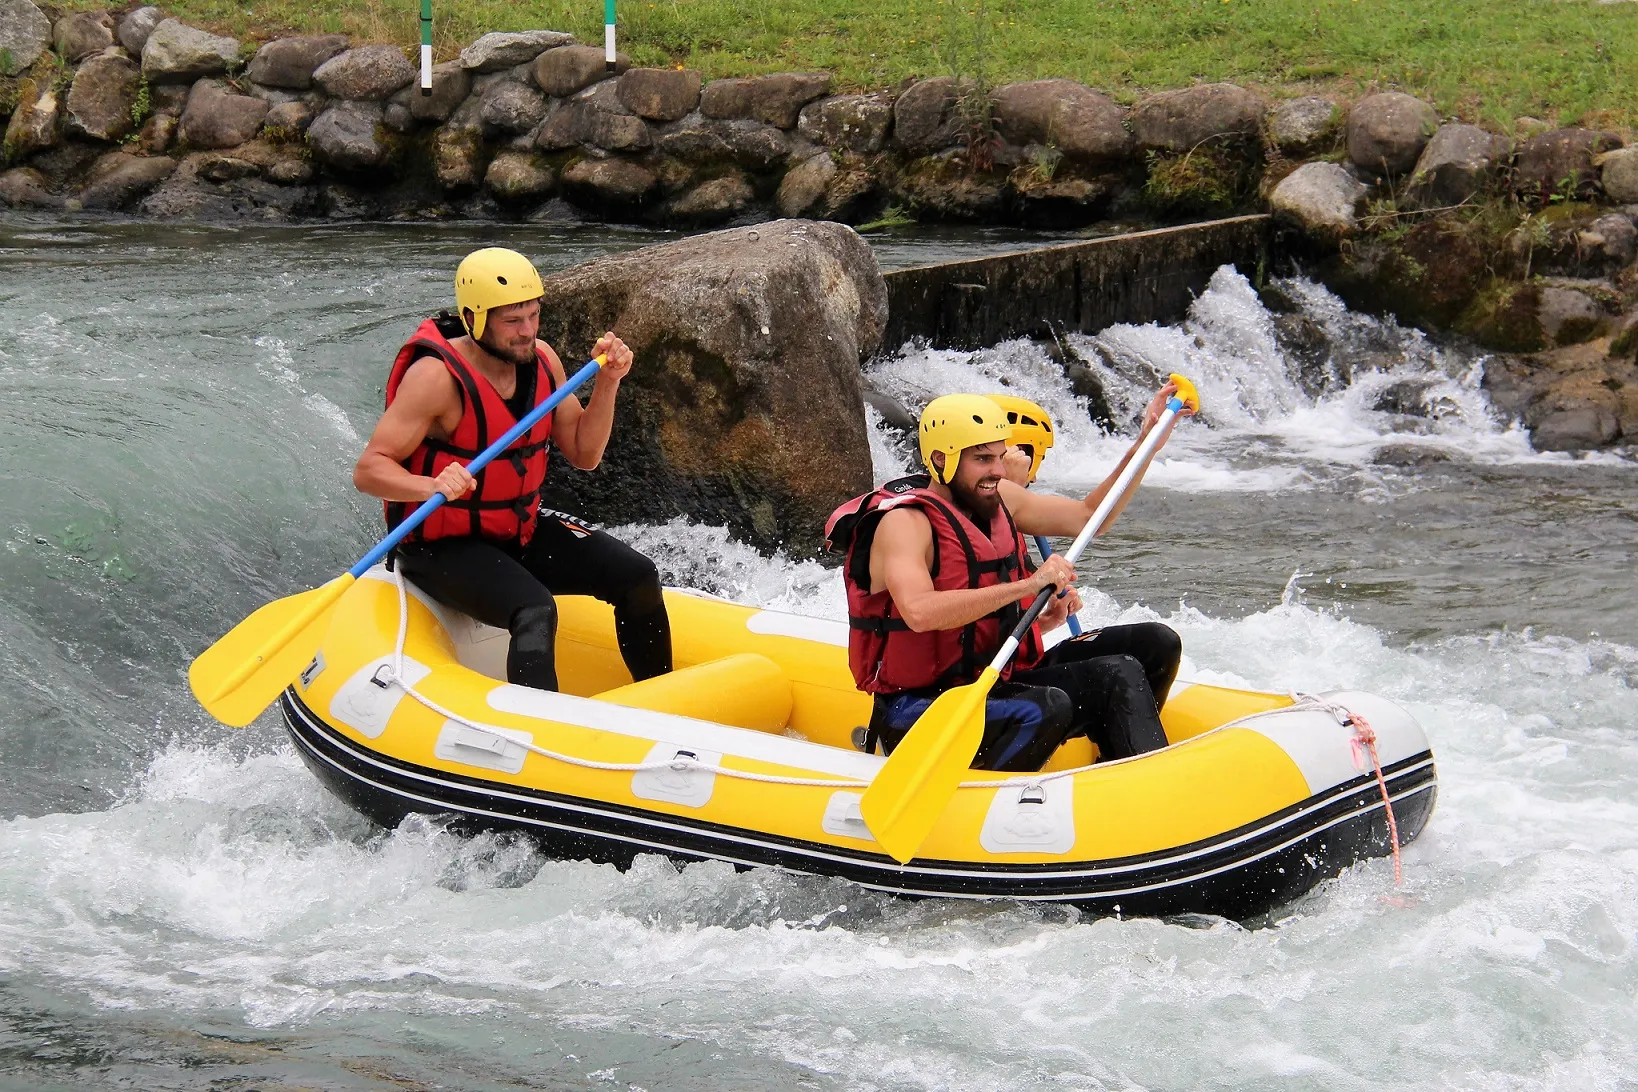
[880,214,1272,350]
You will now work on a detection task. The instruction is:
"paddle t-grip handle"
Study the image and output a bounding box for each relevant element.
[986,390,1191,673]
[348,355,604,578]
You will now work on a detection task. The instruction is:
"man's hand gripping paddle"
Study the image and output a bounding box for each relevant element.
[188,356,606,727]
[859,374,1199,864]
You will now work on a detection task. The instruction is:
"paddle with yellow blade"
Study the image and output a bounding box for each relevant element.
[859,373,1200,864]
[189,354,607,727]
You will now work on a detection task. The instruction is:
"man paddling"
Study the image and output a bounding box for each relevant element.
[827,389,1189,772]
[352,247,671,692]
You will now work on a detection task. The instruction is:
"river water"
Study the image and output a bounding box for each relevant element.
[1,216,1634,1090]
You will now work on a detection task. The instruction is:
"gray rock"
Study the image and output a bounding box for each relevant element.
[776,150,835,216]
[480,78,548,134]
[1601,147,1638,204]
[178,80,269,150]
[991,79,1131,164]
[893,77,968,156]
[307,99,386,170]
[79,150,175,207]
[195,150,259,181]
[532,220,884,553]
[0,0,51,75]
[862,385,916,434]
[618,67,700,122]
[1537,285,1606,345]
[247,34,349,90]
[700,77,753,119]
[484,147,554,201]
[1578,213,1637,271]
[117,6,161,55]
[745,72,831,129]
[1346,92,1438,178]
[666,170,753,223]
[313,44,413,100]
[1406,123,1511,208]
[266,154,311,184]
[1270,161,1369,245]
[410,59,470,122]
[52,11,114,62]
[382,98,413,134]
[2,80,58,157]
[655,114,789,169]
[1532,404,1620,451]
[65,50,141,142]
[141,19,239,83]
[559,156,657,211]
[138,111,175,153]
[1132,83,1266,153]
[537,83,652,152]
[0,166,54,206]
[460,30,575,73]
[433,124,485,189]
[796,92,894,155]
[532,43,626,97]
[1515,128,1622,201]
[1270,97,1340,156]
[264,99,314,136]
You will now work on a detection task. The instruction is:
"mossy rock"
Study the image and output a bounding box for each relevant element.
[1319,219,1487,329]
[1141,145,1257,217]
[1454,279,1545,352]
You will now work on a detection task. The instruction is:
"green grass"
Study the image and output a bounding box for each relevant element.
[62,0,1638,128]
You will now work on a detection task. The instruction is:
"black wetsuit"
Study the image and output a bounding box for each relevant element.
[868,622,1180,772]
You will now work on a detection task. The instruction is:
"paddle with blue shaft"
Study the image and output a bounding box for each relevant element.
[860,373,1199,864]
[1032,536,1083,637]
[188,354,606,728]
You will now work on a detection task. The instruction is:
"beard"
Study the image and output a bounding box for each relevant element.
[949,474,1002,523]
[478,327,536,368]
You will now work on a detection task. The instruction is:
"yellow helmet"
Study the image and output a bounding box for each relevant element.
[986,393,1055,484]
[454,247,544,340]
[918,394,1011,484]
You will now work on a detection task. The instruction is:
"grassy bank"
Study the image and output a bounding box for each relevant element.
[59,0,1638,129]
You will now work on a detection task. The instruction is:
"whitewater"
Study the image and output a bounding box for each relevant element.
[0,219,1634,1089]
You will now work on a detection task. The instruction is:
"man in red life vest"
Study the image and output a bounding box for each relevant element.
[352,247,671,691]
[826,390,1189,771]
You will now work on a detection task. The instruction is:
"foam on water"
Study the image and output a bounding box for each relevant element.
[1,541,1634,1090]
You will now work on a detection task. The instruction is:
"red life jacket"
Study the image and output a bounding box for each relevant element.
[383,314,559,546]
[825,474,1044,695]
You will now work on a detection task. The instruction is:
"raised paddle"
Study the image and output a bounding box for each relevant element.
[860,374,1199,864]
[189,354,606,727]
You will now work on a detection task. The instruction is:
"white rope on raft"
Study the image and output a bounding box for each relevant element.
[378,567,1403,812]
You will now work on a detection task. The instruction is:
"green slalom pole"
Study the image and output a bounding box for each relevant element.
[419,0,433,95]
[604,0,617,71]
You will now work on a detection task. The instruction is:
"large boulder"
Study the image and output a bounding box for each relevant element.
[893,76,968,156]
[1514,128,1622,201]
[559,156,657,212]
[409,60,471,122]
[796,92,894,155]
[141,19,239,83]
[618,68,701,122]
[307,100,386,170]
[313,44,414,100]
[484,148,554,201]
[1271,161,1369,245]
[1406,123,1511,208]
[247,34,349,90]
[65,50,142,142]
[460,29,574,73]
[52,11,114,62]
[0,0,51,75]
[1346,92,1438,178]
[2,79,58,157]
[479,78,549,135]
[1600,147,1638,204]
[117,6,161,54]
[78,150,175,208]
[533,43,626,97]
[533,220,886,553]
[1132,83,1265,153]
[654,114,788,169]
[1269,96,1340,157]
[178,79,269,150]
[991,79,1131,164]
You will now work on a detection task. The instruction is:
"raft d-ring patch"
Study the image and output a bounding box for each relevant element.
[632,742,722,808]
[980,779,1076,855]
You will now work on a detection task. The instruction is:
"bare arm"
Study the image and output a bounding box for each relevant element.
[871,508,1071,633]
[545,332,633,471]
[352,358,472,503]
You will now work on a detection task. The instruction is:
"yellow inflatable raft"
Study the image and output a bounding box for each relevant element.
[281,565,1437,918]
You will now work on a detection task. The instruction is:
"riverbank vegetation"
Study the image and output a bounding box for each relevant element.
[53,0,1638,129]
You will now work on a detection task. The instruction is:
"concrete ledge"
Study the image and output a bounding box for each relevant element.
[880,214,1272,350]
